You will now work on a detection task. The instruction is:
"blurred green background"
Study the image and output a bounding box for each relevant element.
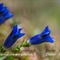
[0,0,60,60]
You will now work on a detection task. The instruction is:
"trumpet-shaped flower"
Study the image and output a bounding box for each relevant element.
[0,3,13,25]
[3,25,25,48]
[28,26,54,45]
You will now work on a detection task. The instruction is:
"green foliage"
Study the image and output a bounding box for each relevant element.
[6,56,13,60]
[21,41,31,47]
[0,56,7,60]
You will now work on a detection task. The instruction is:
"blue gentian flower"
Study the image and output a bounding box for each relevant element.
[3,25,25,48]
[0,3,13,25]
[28,26,54,45]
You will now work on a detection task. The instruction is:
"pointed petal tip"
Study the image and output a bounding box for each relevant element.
[14,25,23,30]
[14,25,18,27]
[13,25,18,29]
[8,13,14,17]
[51,38,54,43]
[48,37,54,43]
[41,26,50,36]
[4,13,14,20]
[21,33,25,36]
[43,25,49,32]
[19,28,23,31]
[13,25,18,31]
[0,3,3,6]
[20,33,25,37]
[18,33,25,38]
[45,25,49,29]
[45,25,50,32]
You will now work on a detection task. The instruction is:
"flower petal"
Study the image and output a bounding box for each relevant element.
[40,26,51,37]
[0,3,4,12]
[29,35,41,45]
[19,28,23,32]
[42,35,54,43]
[3,25,25,48]
[3,12,13,20]
[29,26,54,45]
[0,18,4,24]
[18,33,25,38]
[12,25,18,35]
[0,3,13,25]
[1,7,9,16]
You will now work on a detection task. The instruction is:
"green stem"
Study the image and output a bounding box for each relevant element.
[14,39,31,52]
[21,40,31,47]
[0,46,6,53]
